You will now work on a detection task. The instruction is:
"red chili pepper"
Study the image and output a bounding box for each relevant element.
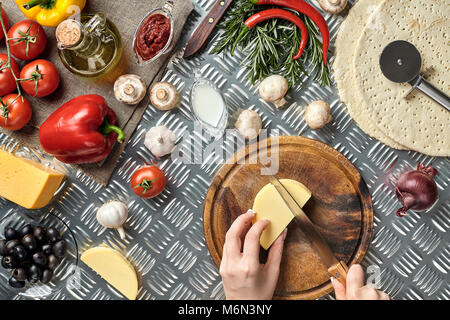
[39,94,125,164]
[250,0,330,65]
[245,9,308,60]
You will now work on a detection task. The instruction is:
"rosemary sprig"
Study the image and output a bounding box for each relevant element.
[212,0,331,88]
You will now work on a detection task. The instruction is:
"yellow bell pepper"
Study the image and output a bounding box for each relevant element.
[15,0,86,27]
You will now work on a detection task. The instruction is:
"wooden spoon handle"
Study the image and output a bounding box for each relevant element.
[328,261,349,286]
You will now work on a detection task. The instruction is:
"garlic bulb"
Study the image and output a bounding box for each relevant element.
[96,201,128,240]
[144,125,177,158]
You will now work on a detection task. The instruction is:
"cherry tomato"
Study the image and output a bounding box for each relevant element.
[7,19,47,61]
[0,8,9,40]
[0,54,19,96]
[131,166,166,199]
[0,94,32,131]
[20,59,60,98]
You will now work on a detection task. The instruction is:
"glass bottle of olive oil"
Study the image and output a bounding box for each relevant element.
[56,13,123,78]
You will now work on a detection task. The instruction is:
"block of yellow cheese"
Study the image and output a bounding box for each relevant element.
[0,149,65,209]
[253,179,312,250]
[81,246,139,300]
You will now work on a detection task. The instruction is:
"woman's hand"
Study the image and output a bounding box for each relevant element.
[220,209,287,300]
[332,264,390,300]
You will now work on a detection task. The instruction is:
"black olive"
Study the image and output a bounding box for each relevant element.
[33,226,47,244]
[0,239,6,256]
[12,245,28,262]
[32,252,47,266]
[20,259,32,269]
[47,254,60,270]
[46,227,61,243]
[41,244,53,256]
[52,240,67,257]
[4,227,19,241]
[41,269,53,284]
[19,224,34,237]
[1,256,17,269]
[12,268,27,281]
[21,234,37,252]
[5,240,20,255]
[8,276,25,288]
[27,264,42,283]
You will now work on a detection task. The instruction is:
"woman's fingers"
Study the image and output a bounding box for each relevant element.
[265,228,287,273]
[331,276,347,300]
[346,264,365,297]
[242,219,270,261]
[224,210,255,259]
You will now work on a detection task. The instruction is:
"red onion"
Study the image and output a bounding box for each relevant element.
[395,163,438,217]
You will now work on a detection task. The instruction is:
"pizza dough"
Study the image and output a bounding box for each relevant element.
[334,0,406,150]
[252,179,311,250]
[353,0,450,156]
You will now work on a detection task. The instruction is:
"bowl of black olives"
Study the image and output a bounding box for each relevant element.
[0,210,79,298]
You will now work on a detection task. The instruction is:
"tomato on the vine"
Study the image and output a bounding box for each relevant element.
[0,54,19,96]
[131,166,166,199]
[7,19,47,61]
[0,94,32,131]
[0,8,9,40]
[20,59,60,98]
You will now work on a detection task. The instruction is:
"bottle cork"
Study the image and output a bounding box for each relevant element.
[56,19,82,48]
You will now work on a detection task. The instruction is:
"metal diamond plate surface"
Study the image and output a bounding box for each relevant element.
[0,0,449,300]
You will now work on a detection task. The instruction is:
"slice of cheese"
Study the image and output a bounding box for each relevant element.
[0,149,65,209]
[253,179,312,250]
[81,246,139,300]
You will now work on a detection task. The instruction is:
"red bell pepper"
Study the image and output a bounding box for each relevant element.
[39,94,125,164]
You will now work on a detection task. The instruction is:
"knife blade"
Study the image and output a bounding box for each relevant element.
[183,0,233,58]
[267,175,349,285]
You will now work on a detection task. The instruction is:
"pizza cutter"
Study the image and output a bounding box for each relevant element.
[379,40,450,111]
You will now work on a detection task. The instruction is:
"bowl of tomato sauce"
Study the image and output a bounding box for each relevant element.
[132,0,174,66]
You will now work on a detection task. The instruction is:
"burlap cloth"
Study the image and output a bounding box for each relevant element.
[0,0,193,185]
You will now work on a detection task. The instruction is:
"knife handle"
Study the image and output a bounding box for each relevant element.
[184,0,233,58]
[328,261,349,286]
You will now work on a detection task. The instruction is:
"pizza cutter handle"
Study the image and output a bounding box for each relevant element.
[328,261,349,287]
[412,76,450,111]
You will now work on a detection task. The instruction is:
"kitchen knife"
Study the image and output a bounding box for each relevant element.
[268,175,349,286]
[183,0,233,58]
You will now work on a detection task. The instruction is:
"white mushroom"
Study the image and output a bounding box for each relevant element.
[144,125,177,158]
[318,0,348,14]
[259,75,289,108]
[304,100,332,129]
[150,82,179,110]
[114,74,147,105]
[235,110,262,140]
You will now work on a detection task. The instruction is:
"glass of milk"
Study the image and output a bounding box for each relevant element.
[190,78,228,139]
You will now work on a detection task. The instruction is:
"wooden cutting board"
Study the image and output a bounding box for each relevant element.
[203,136,373,300]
